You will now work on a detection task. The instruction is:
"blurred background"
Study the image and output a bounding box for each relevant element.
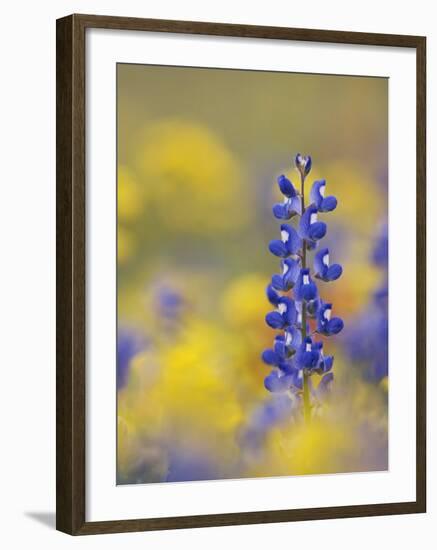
[116,63,388,484]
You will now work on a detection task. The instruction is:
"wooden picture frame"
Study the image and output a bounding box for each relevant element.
[56,13,426,535]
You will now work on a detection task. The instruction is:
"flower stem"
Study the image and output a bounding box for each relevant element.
[300,173,311,423]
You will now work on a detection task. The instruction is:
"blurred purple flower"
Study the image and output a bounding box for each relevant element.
[344,224,388,382]
[117,327,146,389]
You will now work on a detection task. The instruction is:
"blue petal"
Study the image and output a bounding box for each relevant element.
[273,335,287,360]
[312,340,323,354]
[273,203,292,220]
[301,282,318,301]
[314,247,329,278]
[278,296,297,326]
[323,356,334,373]
[310,180,325,209]
[265,311,284,329]
[299,205,325,242]
[326,263,342,281]
[296,337,319,369]
[286,326,302,350]
[264,370,292,393]
[328,317,344,335]
[277,360,296,375]
[321,195,337,212]
[266,284,281,305]
[273,339,287,359]
[277,175,297,198]
[308,221,327,241]
[282,258,300,289]
[262,349,281,366]
[310,180,337,212]
[316,302,331,333]
[294,268,318,302]
[269,240,288,257]
[298,205,312,239]
[271,274,286,291]
[290,195,302,216]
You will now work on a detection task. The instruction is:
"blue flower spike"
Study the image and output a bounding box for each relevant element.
[263,154,342,418]
[314,247,343,282]
[310,179,337,212]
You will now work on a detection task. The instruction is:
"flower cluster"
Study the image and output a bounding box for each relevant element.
[262,154,344,420]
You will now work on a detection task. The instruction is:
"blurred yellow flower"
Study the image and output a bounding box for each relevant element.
[221,273,268,327]
[118,165,145,222]
[134,119,250,232]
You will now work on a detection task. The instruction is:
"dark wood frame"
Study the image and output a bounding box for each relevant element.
[56,13,427,535]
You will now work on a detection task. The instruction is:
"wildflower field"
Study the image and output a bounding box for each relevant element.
[116,64,388,484]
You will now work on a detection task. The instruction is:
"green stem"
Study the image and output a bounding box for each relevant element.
[300,173,311,423]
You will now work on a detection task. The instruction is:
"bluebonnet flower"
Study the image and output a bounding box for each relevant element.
[271,258,300,291]
[314,247,342,281]
[295,336,320,370]
[317,302,344,335]
[310,180,337,212]
[299,204,327,242]
[262,327,301,366]
[265,296,297,329]
[294,268,318,301]
[269,224,301,257]
[281,326,302,355]
[273,175,302,219]
[312,341,334,374]
[262,154,343,421]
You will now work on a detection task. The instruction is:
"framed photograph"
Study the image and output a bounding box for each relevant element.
[56,14,426,535]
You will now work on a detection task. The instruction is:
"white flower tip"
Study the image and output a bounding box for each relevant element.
[281,230,289,243]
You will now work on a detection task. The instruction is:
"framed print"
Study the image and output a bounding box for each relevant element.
[56,14,426,535]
